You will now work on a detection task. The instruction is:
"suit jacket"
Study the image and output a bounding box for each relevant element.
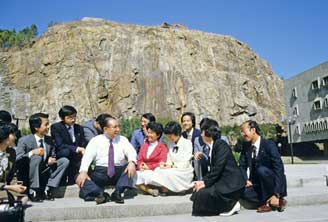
[239,137,285,195]
[137,141,168,170]
[203,139,245,194]
[16,134,55,162]
[51,122,87,159]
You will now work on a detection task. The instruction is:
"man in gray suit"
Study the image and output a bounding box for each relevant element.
[16,113,69,202]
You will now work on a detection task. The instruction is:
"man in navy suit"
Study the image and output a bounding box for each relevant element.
[239,120,287,213]
[16,113,69,201]
[51,105,87,184]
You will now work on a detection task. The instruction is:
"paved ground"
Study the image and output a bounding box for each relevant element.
[24,163,328,221]
[39,204,328,222]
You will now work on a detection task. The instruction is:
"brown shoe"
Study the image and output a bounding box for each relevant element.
[257,204,272,213]
[278,199,287,212]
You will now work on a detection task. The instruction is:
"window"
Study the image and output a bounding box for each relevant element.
[323,76,328,87]
[324,96,328,108]
[292,87,297,98]
[293,105,299,116]
[311,79,320,90]
[313,99,322,111]
[295,124,301,135]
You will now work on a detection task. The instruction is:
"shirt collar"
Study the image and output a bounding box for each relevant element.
[252,136,261,150]
[188,128,194,137]
[34,134,44,141]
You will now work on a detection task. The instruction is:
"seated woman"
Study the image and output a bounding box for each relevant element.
[135,122,168,196]
[149,121,194,194]
[0,123,27,205]
[191,118,245,216]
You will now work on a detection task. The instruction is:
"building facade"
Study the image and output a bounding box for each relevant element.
[285,61,328,144]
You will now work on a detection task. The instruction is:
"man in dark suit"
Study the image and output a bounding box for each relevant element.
[51,105,87,185]
[16,113,69,202]
[191,118,245,216]
[239,120,287,213]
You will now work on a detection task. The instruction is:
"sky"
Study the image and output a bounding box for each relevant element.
[1,0,327,79]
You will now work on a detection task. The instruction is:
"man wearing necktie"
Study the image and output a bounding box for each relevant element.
[239,120,287,213]
[51,105,87,185]
[76,116,137,204]
[16,113,69,202]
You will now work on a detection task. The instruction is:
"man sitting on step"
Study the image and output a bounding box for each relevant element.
[76,115,137,204]
[239,120,287,213]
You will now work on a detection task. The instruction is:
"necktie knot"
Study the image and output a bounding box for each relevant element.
[39,139,44,148]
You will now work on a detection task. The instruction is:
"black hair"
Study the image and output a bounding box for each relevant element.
[58,105,77,119]
[142,113,156,122]
[243,120,262,136]
[29,113,49,134]
[99,116,116,131]
[0,110,12,123]
[147,122,163,140]
[96,113,113,123]
[0,124,11,144]
[181,112,196,128]
[164,121,182,136]
[200,118,221,141]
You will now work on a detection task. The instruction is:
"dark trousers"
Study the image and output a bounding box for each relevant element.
[66,153,82,185]
[193,158,209,180]
[79,165,134,201]
[241,166,287,207]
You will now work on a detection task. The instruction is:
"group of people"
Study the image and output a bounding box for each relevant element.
[0,107,287,217]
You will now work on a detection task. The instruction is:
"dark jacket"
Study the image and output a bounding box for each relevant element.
[203,139,245,194]
[50,122,87,159]
[239,137,285,195]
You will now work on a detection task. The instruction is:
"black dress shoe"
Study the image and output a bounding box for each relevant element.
[29,192,43,202]
[111,191,124,204]
[95,192,111,205]
[44,190,55,201]
[123,188,138,199]
[278,198,287,212]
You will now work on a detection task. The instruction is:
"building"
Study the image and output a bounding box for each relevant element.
[284,61,328,152]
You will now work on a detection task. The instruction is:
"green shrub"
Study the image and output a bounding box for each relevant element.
[20,128,31,136]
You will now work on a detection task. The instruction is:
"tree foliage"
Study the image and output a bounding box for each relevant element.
[0,24,38,48]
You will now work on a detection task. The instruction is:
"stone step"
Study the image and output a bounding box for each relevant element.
[53,175,327,199]
[26,185,328,222]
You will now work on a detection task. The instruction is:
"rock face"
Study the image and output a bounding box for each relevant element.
[0,18,285,127]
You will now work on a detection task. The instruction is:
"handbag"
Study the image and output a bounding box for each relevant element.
[0,190,25,222]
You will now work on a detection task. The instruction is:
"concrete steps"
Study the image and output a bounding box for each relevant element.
[25,185,328,222]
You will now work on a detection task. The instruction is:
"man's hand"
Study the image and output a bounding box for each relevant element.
[76,171,90,188]
[32,148,45,156]
[48,157,57,166]
[5,184,26,194]
[194,181,205,192]
[245,180,253,187]
[77,147,86,155]
[124,161,136,178]
[194,152,203,160]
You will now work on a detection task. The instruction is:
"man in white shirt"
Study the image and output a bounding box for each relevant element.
[76,116,137,204]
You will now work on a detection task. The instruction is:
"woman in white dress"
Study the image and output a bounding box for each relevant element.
[150,121,194,194]
[135,122,168,196]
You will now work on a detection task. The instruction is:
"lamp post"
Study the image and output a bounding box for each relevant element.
[288,116,297,164]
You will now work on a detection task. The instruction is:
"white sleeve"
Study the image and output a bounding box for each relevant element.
[79,137,97,172]
[122,136,137,163]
